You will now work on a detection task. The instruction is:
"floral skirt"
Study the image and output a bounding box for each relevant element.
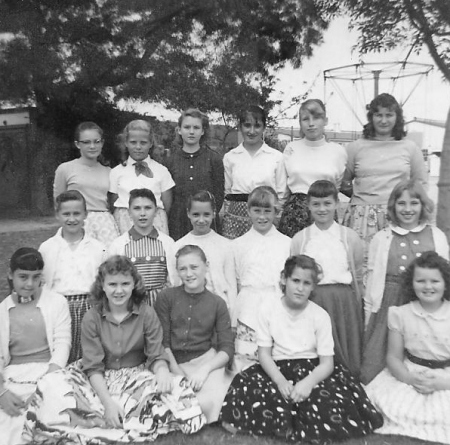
[221,359,383,443]
[114,207,169,235]
[85,211,119,247]
[222,201,252,240]
[278,193,311,238]
[366,361,450,444]
[27,362,206,444]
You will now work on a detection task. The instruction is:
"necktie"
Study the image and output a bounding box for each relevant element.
[134,161,153,178]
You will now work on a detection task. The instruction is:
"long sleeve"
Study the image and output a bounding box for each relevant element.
[154,289,172,349]
[214,298,234,360]
[81,310,106,377]
[211,150,225,212]
[223,152,232,195]
[143,306,170,369]
[53,163,68,201]
[410,142,428,188]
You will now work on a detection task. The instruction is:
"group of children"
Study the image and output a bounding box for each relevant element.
[1,96,450,444]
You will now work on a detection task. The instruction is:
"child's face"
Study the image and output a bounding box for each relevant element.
[8,268,42,298]
[178,116,204,147]
[282,267,314,311]
[372,106,397,138]
[395,190,422,229]
[299,109,327,141]
[176,253,207,294]
[248,203,276,235]
[187,201,214,236]
[75,129,103,161]
[308,195,337,227]
[103,272,134,310]
[129,197,157,231]
[413,266,445,309]
[56,200,87,237]
[240,115,264,147]
[126,130,152,161]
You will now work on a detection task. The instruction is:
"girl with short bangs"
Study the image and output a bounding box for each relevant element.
[29,256,205,443]
[279,99,347,238]
[165,108,224,240]
[366,252,450,444]
[361,179,449,384]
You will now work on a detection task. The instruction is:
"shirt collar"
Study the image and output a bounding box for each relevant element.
[129,226,159,241]
[101,303,141,320]
[311,221,339,235]
[127,156,152,166]
[410,300,450,320]
[235,143,271,155]
[249,225,277,237]
[390,223,427,235]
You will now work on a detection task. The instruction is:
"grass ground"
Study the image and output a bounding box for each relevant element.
[0,218,444,445]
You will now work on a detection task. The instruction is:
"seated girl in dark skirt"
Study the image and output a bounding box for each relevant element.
[220,255,383,442]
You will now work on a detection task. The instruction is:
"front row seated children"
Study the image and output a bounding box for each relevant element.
[220,255,383,442]
[155,245,234,423]
[174,190,237,312]
[0,248,71,445]
[29,256,205,443]
[109,188,176,306]
[39,190,105,363]
[365,252,450,444]
[291,180,363,375]
[232,186,291,371]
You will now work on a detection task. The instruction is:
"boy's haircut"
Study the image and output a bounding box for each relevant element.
[74,121,103,141]
[247,186,278,209]
[90,255,146,312]
[10,247,44,272]
[128,188,157,207]
[363,93,406,140]
[175,244,207,264]
[387,179,433,226]
[186,190,216,212]
[238,105,266,128]
[402,251,450,302]
[307,180,338,201]
[299,99,326,119]
[55,190,87,212]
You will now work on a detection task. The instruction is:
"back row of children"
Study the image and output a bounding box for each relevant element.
[3,170,450,443]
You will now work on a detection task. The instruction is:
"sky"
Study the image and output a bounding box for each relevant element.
[135,16,449,152]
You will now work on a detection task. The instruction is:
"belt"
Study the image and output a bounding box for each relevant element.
[405,349,450,369]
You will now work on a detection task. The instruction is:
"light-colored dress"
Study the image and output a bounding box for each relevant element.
[366,301,450,444]
[232,226,290,370]
[54,158,119,246]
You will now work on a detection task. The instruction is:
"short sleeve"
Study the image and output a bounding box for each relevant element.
[256,301,274,348]
[388,305,404,333]
[315,308,334,356]
[158,164,175,193]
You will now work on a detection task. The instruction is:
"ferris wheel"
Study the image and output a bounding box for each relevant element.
[323,61,434,128]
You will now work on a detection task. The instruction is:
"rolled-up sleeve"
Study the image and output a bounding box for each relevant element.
[154,289,172,349]
[143,305,170,369]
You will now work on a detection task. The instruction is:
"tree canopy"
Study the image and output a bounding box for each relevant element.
[0,0,337,136]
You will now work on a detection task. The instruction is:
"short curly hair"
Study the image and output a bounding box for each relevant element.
[90,255,147,312]
[280,254,323,293]
[363,93,406,140]
[402,251,450,303]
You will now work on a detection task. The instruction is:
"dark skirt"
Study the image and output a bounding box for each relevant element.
[360,277,405,385]
[220,359,383,442]
[222,201,252,240]
[65,293,90,363]
[311,284,362,376]
[278,193,311,238]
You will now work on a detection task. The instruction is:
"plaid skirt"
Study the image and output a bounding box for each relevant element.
[27,362,206,444]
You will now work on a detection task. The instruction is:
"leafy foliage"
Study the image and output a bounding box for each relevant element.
[0,0,337,135]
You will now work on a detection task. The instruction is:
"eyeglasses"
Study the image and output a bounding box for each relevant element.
[77,139,103,146]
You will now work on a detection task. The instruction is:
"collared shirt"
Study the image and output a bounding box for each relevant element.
[81,303,169,377]
[155,286,234,364]
[389,301,450,361]
[223,143,287,201]
[109,156,175,208]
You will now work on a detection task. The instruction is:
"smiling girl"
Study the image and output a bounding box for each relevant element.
[361,179,449,384]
